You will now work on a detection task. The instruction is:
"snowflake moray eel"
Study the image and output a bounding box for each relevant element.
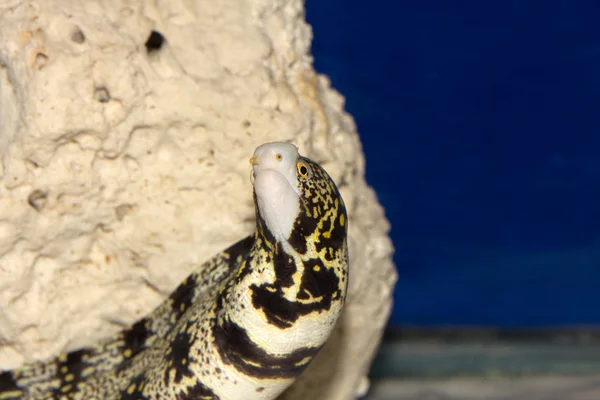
[0,142,349,400]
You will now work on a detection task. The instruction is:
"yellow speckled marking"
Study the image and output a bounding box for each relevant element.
[127,383,136,394]
[0,391,23,399]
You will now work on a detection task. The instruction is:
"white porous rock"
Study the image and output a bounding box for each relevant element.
[0,1,396,399]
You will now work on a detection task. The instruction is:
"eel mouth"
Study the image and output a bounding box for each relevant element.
[249,143,301,242]
[251,164,297,194]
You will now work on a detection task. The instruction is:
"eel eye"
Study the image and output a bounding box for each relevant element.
[297,162,310,180]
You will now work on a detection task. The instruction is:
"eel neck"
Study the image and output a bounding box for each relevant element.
[218,230,347,351]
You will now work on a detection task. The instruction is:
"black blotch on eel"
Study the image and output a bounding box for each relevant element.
[213,319,320,379]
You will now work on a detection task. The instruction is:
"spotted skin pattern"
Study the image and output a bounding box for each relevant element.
[0,143,348,400]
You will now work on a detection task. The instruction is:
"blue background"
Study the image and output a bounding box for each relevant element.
[306,2,600,327]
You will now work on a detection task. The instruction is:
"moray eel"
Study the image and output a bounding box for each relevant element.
[0,142,349,400]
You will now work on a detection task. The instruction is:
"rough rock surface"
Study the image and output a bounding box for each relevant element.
[0,1,396,399]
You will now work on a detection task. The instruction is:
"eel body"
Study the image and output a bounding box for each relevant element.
[0,142,349,400]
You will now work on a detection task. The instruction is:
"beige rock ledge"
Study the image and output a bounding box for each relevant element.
[0,1,396,399]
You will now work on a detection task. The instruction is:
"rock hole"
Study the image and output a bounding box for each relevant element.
[34,53,48,70]
[28,189,48,212]
[71,27,85,44]
[115,203,135,221]
[27,159,40,169]
[145,30,165,53]
[94,86,111,103]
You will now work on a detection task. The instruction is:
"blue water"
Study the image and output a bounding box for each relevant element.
[306,1,600,327]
